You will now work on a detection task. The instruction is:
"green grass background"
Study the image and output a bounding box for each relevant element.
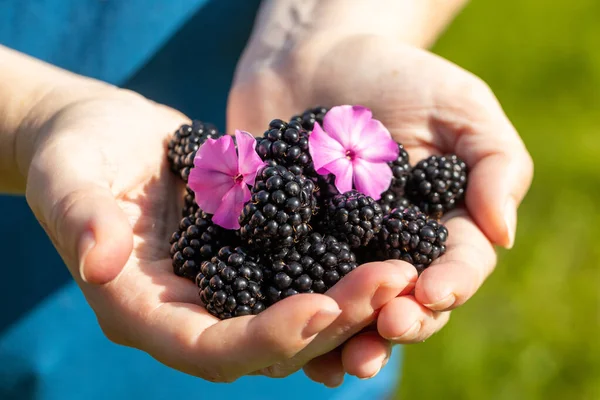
[395,1,600,399]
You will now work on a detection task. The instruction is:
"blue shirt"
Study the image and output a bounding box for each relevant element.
[0,1,402,399]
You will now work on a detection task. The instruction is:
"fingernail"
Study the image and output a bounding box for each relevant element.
[303,307,342,339]
[371,284,398,310]
[504,197,517,249]
[424,293,455,310]
[78,231,95,283]
[391,320,421,341]
[323,372,345,388]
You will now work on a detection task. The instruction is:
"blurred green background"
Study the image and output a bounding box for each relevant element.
[396,1,600,399]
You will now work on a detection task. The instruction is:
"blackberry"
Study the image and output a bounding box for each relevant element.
[264,233,357,304]
[290,106,329,132]
[406,154,468,218]
[255,119,312,175]
[324,190,383,248]
[377,206,448,273]
[387,143,411,197]
[170,209,238,281]
[378,191,412,215]
[239,165,316,250]
[197,246,266,319]
[167,120,223,182]
[182,185,199,217]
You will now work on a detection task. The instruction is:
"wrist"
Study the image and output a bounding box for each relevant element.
[240,0,469,62]
[234,0,468,89]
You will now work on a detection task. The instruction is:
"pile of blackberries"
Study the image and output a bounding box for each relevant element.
[167,107,468,319]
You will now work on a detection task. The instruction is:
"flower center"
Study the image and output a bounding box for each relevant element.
[233,173,243,184]
[346,149,356,160]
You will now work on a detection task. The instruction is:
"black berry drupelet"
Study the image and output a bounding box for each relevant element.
[264,233,357,304]
[167,120,224,182]
[255,119,312,176]
[170,209,238,281]
[290,106,329,132]
[197,246,266,319]
[386,143,411,196]
[406,154,468,219]
[324,190,383,248]
[239,165,316,250]
[377,206,448,273]
[378,191,412,215]
[182,185,199,217]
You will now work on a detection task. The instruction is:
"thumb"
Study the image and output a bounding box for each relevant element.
[26,143,133,285]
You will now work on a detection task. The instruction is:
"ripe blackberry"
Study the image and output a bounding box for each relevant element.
[239,165,316,250]
[290,106,329,132]
[264,233,357,304]
[255,119,312,175]
[182,185,199,217]
[170,209,238,281]
[167,120,223,182]
[406,154,468,218]
[324,190,383,248]
[197,246,266,319]
[387,143,411,197]
[377,206,448,273]
[378,191,412,215]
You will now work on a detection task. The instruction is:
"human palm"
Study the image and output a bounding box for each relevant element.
[228,34,533,377]
[25,88,413,385]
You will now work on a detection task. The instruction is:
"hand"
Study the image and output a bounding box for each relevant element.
[20,86,415,384]
[228,34,533,382]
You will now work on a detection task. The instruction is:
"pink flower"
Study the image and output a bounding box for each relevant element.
[308,105,399,200]
[188,130,265,229]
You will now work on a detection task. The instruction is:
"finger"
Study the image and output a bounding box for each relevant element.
[414,210,497,311]
[129,290,341,383]
[269,260,417,376]
[377,295,450,343]
[432,73,533,248]
[26,142,133,284]
[341,331,391,379]
[303,350,345,388]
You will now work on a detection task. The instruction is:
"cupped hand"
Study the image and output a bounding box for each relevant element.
[228,34,533,382]
[21,86,415,385]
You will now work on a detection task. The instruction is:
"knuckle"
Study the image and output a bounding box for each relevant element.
[260,363,298,378]
[196,365,240,383]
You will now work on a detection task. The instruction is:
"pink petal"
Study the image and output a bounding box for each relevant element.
[323,105,373,149]
[211,183,251,230]
[352,158,393,200]
[188,169,235,214]
[235,130,265,185]
[193,135,238,176]
[308,122,346,174]
[353,119,399,162]
[321,157,354,194]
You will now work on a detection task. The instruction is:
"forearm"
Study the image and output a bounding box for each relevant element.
[0,46,111,193]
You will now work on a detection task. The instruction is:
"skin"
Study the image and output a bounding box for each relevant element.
[0,0,533,389]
